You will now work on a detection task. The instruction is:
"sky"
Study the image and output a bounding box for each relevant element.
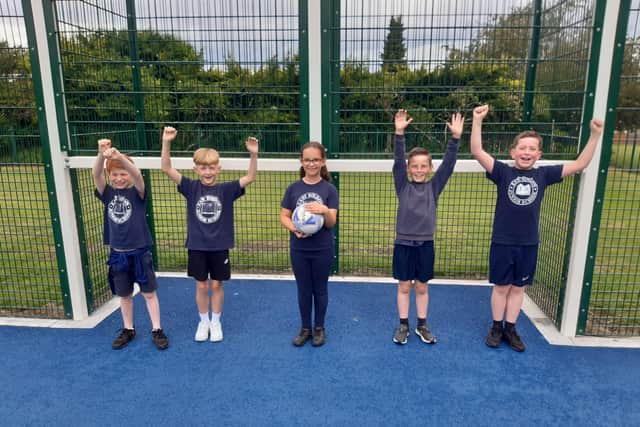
[2,0,637,70]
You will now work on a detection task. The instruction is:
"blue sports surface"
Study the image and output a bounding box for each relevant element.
[1,278,639,426]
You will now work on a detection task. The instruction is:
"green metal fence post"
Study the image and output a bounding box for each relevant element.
[522,0,542,127]
[126,0,159,268]
[575,0,631,335]
[321,0,340,158]
[561,0,629,336]
[330,171,340,274]
[321,1,340,273]
[299,0,310,143]
[23,0,87,319]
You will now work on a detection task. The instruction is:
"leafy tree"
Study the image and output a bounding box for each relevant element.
[616,37,640,130]
[380,16,407,73]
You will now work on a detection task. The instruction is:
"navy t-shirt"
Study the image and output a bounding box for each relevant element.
[178,176,245,251]
[95,185,153,250]
[281,179,339,251]
[487,161,563,245]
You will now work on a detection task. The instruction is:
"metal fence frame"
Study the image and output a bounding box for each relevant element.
[0,0,637,337]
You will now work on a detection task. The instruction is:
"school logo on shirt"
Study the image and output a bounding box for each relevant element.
[508,176,538,206]
[108,195,132,224]
[296,192,323,207]
[196,195,222,223]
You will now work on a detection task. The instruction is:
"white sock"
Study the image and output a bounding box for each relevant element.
[211,312,221,324]
[199,312,209,323]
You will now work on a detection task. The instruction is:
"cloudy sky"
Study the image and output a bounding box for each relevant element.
[2,0,636,69]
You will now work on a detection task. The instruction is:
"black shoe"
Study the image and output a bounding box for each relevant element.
[415,324,436,344]
[152,329,169,350]
[112,328,136,349]
[393,323,409,345]
[312,327,325,347]
[503,327,525,352]
[292,328,312,347]
[486,325,503,348]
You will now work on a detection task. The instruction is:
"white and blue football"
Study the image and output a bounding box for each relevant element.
[292,205,325,235]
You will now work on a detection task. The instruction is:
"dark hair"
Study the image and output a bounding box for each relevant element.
[407,146,432,167]
[511,130,543,150]
[299,141,332,183]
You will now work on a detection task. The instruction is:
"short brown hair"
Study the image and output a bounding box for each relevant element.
[407,147,432,167]
[511,130,543,150]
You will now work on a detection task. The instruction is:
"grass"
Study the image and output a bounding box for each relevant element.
[0,164,638,335]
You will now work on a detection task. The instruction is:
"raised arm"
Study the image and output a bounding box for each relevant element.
[104,147,145,197]
[395,108,413,137]
[160,126,182,184]
[561,118,604,178]
[446,112,464,140]
[92,138,111,195]
[392,109,412,192]
[471,104,495,173]
[239,136,259,188]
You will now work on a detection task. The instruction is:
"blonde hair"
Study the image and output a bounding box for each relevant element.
[193,148,220,165]
[106,154,133,173]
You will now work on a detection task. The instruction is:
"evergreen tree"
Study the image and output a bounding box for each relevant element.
[381,16,407,72]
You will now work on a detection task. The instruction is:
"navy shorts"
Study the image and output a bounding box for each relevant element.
[392,241,435,283]
[109,251,158,297]
[489,243,538,286]
[188,249,231,281]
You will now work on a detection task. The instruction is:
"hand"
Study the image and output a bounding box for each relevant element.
[102,147,122,160]
[590,118,604,137]
[246,136,259,154]
[446,112,464,139]
[98,139,111,154]
[162,126,177,142]
[473,104,489,121]
[303,202,326,215]
[394,109,413,135]
[293,230,309,239]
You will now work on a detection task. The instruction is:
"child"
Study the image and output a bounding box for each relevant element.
[280,142,338,347]
[391,109,464,345]
[161,127,258,342]
[471,104,603,352]
[93,139,169,350]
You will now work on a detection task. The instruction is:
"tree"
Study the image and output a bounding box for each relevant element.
[617,37,640,130]
[380,16,407,73]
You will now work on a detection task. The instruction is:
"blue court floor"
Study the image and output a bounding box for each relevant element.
[1,277,639,427]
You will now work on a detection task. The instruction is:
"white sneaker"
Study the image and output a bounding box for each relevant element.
[194,320,210,342]
[210,322,223,342]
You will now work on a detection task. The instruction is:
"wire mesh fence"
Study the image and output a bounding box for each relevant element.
[0,0,638,337]
[55,0,302,156]
[584,0,640,336]
[0,0,66,318]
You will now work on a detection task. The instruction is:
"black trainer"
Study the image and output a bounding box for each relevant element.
[312,327,325,347]
[486,325,503,348]
[503,327,525,352]
[393,323,409,345]
[292,328,312,347]
[415,324,436,344]
[112,328,136,349]
[151,329,169,350]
